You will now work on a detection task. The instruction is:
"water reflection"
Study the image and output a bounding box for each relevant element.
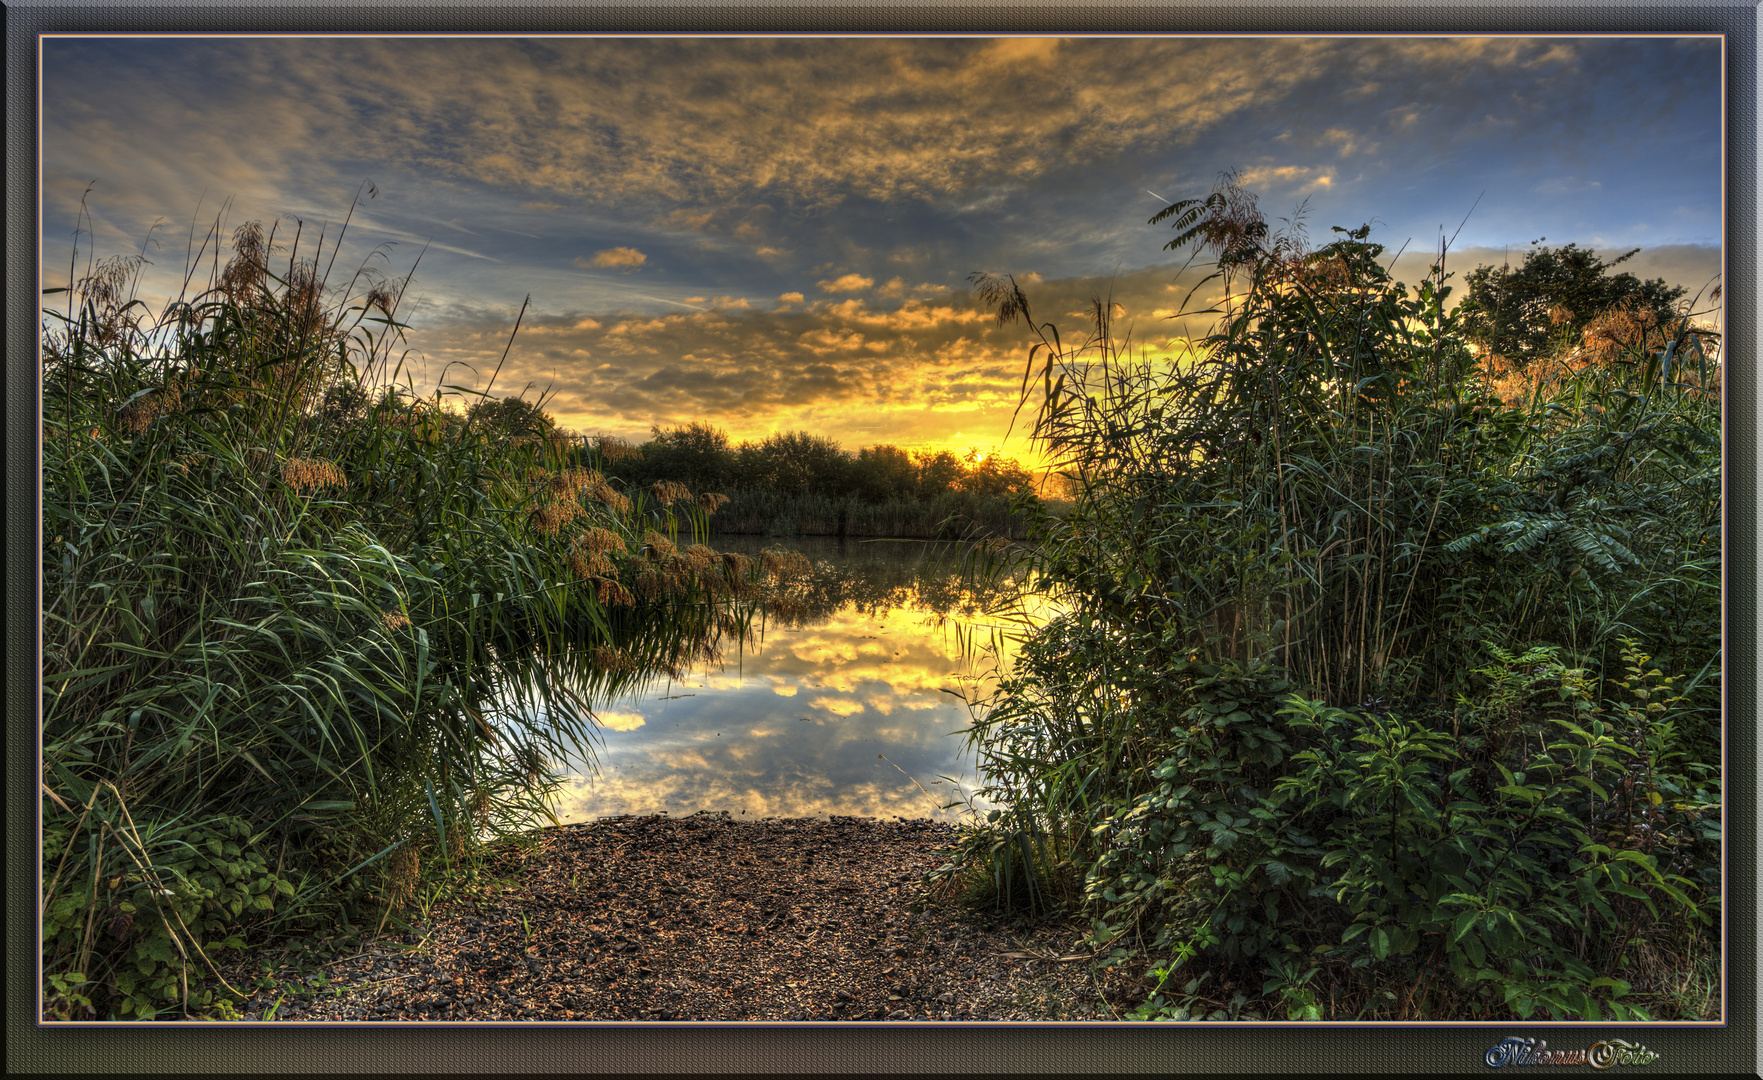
[551,537,1014,823]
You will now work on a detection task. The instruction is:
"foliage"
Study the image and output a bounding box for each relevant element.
[1458,241,1689,370]
[947,174,1721,1020]
[465,394,558,439]
[593,423,1040,537]
[41,794,297,1020]
[40,192,783,1018]
[638,421,736,493]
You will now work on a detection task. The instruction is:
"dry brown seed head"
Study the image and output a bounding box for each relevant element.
[594,578,636,607]
[552,467,600,498]
[282,456,348,493]
[592,645,636,672]
[634,567,667,599]
[578,526,627,555]
[595,436,642,464]
[591,482,632,515]
[530,499,578,535]
[652,480,693,507]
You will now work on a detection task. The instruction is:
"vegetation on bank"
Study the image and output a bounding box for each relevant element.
[1458,239,1691,373]
[578,423,1043,539]
[422,385,1046,539]
[39,197,814,1020]
[934,175,1723,1022]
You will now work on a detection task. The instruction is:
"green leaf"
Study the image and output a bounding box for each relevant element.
[1449,909,1477,943]
[1369,926,1390,959]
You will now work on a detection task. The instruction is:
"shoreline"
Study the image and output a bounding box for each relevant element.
[200,813,1125,1023]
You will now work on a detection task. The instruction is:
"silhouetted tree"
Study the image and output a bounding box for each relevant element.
[1459,242,1685,369]
[641,421,735,492]
[913,449,964,499]
[852,444,918,502]
[467,395,556,438]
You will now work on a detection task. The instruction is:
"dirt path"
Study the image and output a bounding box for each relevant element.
[208,813,1133,1022]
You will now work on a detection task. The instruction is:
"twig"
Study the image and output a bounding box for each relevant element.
[478,295,529,407]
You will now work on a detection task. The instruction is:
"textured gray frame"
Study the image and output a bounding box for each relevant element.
[9,6,1754,1073]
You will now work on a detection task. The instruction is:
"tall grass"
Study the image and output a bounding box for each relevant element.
[940,177,1721,1021]
[40,194,787,1019]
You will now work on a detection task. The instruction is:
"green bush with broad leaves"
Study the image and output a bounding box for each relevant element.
[42,797,296,1020]
[949,172,1721,1020]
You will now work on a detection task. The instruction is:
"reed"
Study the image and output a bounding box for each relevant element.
[40,192,778,1020]
[943,176,1721,1021]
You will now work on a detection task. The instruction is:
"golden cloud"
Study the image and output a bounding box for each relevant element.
[586,246,648,268]
[817,273,874,293]
[810,696,866,718]
[396,239,1718,459]
[596,710,647,732]
[1238,164,1335,193]
[657,208,715,229]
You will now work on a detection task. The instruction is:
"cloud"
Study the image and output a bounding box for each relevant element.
[396,264,1212,453]
[817,273,874,293]
[876,277,947,300]
[1535,176,1604,196]
[596,711,647,732]
[810,697,865,718]
[656,208,714,230]
[1238,165,1335,193]
[1319,126,1378,158]
[399,232,1718,457]
[584,246,647,268]
[38,36,1720,435]
[56,37,1359,219]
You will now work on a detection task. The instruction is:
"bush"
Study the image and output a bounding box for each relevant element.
[42,796,297,1020]
[950,173,1721,1020]
[41,195,776,1017]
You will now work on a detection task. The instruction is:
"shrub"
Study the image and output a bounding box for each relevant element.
[950,173,1721,1020]
[41,192,775,1017]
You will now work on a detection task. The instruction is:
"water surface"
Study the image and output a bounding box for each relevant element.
[550,537,1016,824]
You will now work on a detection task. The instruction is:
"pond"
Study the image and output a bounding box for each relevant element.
[546,536,1023,825]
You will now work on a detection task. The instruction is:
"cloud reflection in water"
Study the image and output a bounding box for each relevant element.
[551,539,1009,823]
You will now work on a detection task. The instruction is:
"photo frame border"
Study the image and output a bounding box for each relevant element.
[9,5,1753,1073]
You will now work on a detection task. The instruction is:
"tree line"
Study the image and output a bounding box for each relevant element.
[587,422,1040,506]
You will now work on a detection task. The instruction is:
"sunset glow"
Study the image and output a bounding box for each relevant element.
[41,36,1721,464]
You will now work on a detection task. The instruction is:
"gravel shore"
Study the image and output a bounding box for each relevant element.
[202,813,1134,1023]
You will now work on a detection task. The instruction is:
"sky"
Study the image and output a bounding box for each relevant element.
[40,35,1724,463]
